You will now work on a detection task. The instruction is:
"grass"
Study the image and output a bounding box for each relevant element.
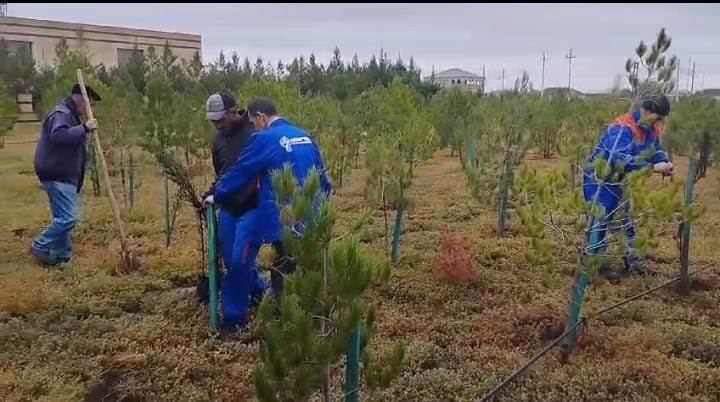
[1,122,719,401]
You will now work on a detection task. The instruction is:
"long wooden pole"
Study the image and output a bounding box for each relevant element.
[76,70,138,272]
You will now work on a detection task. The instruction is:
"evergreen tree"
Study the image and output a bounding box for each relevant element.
[254,166,403,402]
[626,27,678,101]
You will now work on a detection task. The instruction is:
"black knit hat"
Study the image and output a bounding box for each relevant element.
[71,83,102,101]
[641,95,670,117]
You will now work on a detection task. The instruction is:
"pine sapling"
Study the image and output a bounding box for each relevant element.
[254,165,404,402]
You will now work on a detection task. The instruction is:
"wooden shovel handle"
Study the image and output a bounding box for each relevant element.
[76,69,131,251]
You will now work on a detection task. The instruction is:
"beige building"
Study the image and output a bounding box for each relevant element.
[426,68,485,95]
[1,16,201,121]
[0,16,201,69]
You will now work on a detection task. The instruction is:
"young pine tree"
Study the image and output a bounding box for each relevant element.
[464,96,533,236]
[254,166,404,402]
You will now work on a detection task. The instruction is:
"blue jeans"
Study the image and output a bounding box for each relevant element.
[32,181,80,262]
[217,208,270,329]
[583,179,639,268]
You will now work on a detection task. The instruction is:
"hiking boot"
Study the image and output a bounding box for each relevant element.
[625,258,659,277]
[598,266,622,283]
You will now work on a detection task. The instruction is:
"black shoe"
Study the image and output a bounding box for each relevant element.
[626,260,659,277]
[29,246,60,266]
[598,266,622,283]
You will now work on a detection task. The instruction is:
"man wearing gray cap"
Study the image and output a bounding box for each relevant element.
[202,92,269,330]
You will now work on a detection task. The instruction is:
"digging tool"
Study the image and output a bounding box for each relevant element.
[76,69,141,273]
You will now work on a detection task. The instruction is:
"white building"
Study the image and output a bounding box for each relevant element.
[427,68,485,94]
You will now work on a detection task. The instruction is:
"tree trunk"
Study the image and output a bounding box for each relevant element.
[409,149,415,179]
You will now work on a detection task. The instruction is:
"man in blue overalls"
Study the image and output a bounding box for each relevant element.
[583,95,674,283]
[202,92,270,330]
[213,96,332,311]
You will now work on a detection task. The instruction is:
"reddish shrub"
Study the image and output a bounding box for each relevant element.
[432,233,475,283]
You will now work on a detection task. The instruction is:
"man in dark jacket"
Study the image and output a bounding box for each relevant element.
[202,92,269,330]
[30,84,101,266]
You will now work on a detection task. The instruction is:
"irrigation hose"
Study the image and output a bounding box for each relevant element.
[477,273,693,402]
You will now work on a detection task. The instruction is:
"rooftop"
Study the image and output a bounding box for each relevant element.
[433,68,483,79]
[0,15,201,42]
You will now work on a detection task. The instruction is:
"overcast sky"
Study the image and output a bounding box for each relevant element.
[8,3,720,93]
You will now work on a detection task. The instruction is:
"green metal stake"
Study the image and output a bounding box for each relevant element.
[680,157,698,292]
[497,149,512,237]
[164,176,171,248]
[468,136,478,168]
[129,152,135,209]
[562,225,602,359]
[345,323,362,402]
[563,170,610,359]
[205,206,219,331]
[391,205,404,263]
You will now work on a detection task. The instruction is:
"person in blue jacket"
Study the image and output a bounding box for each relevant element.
[583,95,674,283]
[207,96,332,329]
[202,92,270,330]
[30,84,101,266]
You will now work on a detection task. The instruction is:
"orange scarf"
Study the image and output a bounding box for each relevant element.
[612,112,662,144]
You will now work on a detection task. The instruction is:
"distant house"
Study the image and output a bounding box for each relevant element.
[486,89,540,97]
[697,88,720,100]
[584,89,633,100]
[426,68,485,94]
[542,87,585,100]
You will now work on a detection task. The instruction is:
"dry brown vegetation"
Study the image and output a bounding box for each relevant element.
[1,122,719,401]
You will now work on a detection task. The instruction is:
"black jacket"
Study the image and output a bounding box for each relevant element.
[208,110,259,217]
[34,97,89,192]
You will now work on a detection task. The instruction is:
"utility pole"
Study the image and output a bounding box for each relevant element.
[501,67,506,99]
[0,3,7,16]
[686,58,692,93]
[565,49,576,100]
[690,61,696,94]
[675,59,681,101]
[482,64,486,95]
[540,51,549,100]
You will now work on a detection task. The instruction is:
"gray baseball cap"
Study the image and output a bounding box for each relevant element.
[206,92,236,121]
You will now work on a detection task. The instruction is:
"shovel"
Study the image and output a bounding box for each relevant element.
[76,69,141,274]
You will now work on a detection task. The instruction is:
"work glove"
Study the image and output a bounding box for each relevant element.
[653,162,674,175]
[84,118,98,131]
[203,194,215,206]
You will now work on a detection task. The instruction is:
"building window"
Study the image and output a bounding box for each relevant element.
[5,40,32,57]
[117,48,144,67]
